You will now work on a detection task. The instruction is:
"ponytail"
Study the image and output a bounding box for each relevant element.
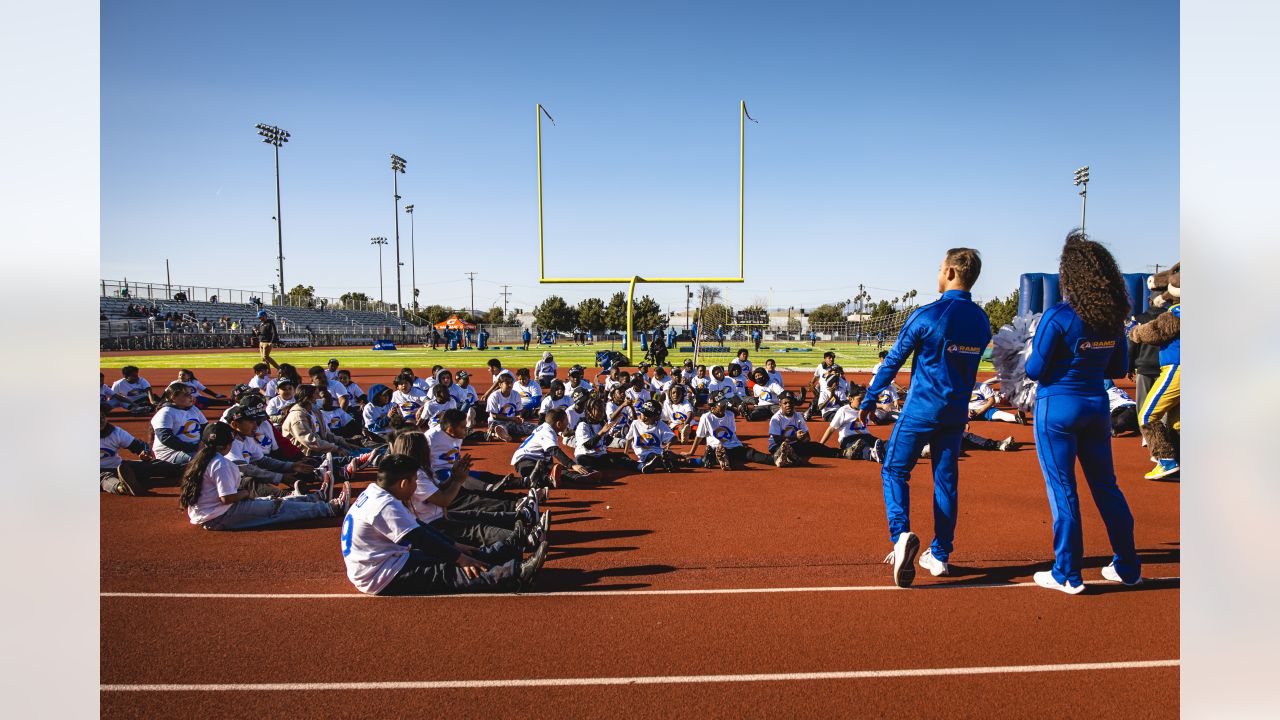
[178,422,233,510]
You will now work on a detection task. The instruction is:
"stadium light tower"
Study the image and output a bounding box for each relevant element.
[1073,165,1090,235]
[390,154,407,322]
[405,203,417,312]
[255,123,290,301]
[371,237,389,307]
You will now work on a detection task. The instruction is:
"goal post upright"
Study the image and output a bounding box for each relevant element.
[536,100,752,362]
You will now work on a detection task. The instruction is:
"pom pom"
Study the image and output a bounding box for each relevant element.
[991,312,1041,413]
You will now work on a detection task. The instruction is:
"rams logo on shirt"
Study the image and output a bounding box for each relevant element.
[1076,339,1117,353]
[400,401,420,414]
[713,427,735,442]
[178,419,204,440]
[780,425,798,438]
[440,448,461,464]
[636,432,660,448]
[328,416,342,429]
[671,411,689,424]
[499,403,517,417]
[946,343,982,356]
[254,431,272,449]
[101,448,117,460]
[878,391,893,403]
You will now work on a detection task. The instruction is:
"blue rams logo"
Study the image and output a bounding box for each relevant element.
[672,411,688,423]
[328,417,341,429]
[254,431,272,448]
[781,425,798,437]
[440,448,461,463]
[400,402,418,413]
[101,448,116,460]
[500,403,517,417]
[713,427,735,441]
[179,419,203,439]
[637,432,660,448]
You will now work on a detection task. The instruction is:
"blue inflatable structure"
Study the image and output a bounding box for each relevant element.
[1018,273,1151,317]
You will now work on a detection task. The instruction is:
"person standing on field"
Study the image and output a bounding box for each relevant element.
[255,310,280,371]
[860,248,991,588]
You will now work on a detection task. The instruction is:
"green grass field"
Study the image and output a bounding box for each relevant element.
[101,341,994,372]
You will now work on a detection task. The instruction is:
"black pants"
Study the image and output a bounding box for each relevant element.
[429,512,516,547]
[577,452,632,471]
[839,434,879,461]
[747,405,776,422]
[1110,405,1139,435]
[771,439,834,459]
[704,444,773,467]
[378,549,518,595]
[451,488,517,513]
[961,431,1001,450]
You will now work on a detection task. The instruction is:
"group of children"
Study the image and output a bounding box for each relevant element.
[99,345,1035,595]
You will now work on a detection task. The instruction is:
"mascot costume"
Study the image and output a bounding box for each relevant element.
[1128,263,1180,479]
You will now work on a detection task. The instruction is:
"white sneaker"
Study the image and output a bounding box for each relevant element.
[919,548,950,577]
[1033,570,1084,595]
[890,532,920,588]
[997,436,1015,452]
[1100,563,1142,586]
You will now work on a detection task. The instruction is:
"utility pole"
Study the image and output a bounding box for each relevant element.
[255,124,289,301]
[1073,166,1090,235]
[390,154,407,321]
[465,272,477,321]
[499,285,512,319]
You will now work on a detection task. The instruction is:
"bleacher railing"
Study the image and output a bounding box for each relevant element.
[101,279,401,316]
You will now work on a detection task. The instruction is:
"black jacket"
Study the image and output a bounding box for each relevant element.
[1128,305,1167,376]
[257,319,278,344]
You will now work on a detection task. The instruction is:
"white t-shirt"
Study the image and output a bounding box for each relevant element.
[662,400,695,428]
[753,381,785,407]
[574,421,608,457]
[264,378,279,398]
[100,383,114,404]
[187,453,240,525]
[412,376,432,394]
[876,385,899,408]
[768,411,809,440]
[968,382,995,412]
[708,376,736,399]
[817,385,848,413]
[100,425,138,470]
[452,384,478,407]
[625,386,652,405]
[363,402,391,435]
[511,423,560,464]
[696,410,743,449]
[813,363,834,382]
[323,379,348,401]
[765,369,784,388]
[826,405,868,442]
[325,369,340,381]
[227,433,266,464]
[514,380,543,409]
[112,377,152,403]
[340,381,364,401]
[650,375,674,394]
[606,400,635,431]
[322,406,355,431]
[535,360,557,380]
[425,425,464,476]
[392,388,428,423]
[1106,384,1136,411]
[248,374,272,391]
[487,389,522,420]
[625,418,674,459]
[563,406,582,434]
[408,468,445,524]
[422,397,457,426]
[182,378,208,394]
[731,358,753,376]
[266,395,293,418]
[729,376,748,397]
[150,405,207,461]
[690,375,710,392]
[540,395,571,414]
[342,483,417,595]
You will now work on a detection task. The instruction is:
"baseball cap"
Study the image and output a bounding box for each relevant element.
[276,377,296,388]
[571,387,592,403]
[238,393,267,409]
[639,400,660,416]
[711,396,730,410]
[327,358,339,365]
[569,364,584,377]
[231,383,254,399]
[455,370,470,379]
[256,310,266,318]
[225,404,266,422]
[779,390,796,402]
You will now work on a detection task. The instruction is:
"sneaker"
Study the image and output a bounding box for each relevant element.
[330,482,351,516]
[890,532,920,588]
[1144,459,1180,480]
[317,467,333,501]
[1016,410,1029,425]
[714,445,731,471]
[870,439,886,463]
[489,474,513,492]
[919,444,931,459]
[1033,570,1084,595]
[524,488,540,516]
[1101,563,1142,586]
[517,539,550,592]
[540,509,550,536]
[918,548,949,577]
[533,486,549,504]
[113,480,133,496]
[773,444,792,468]
[997,436,1016,452]
[640,455,663,474]
[114,468,143,496]
[292,480,307,498]
[548,464,563,488]
[515,497,537,528]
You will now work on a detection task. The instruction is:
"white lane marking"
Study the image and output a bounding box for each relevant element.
[101,659,1180,692]
[100,576,1178,600]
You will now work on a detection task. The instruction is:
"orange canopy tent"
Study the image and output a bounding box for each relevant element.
[434,315,476,331]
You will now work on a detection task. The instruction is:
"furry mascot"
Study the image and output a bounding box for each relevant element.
[1128,263,1180,479]
[991,312,1042,414]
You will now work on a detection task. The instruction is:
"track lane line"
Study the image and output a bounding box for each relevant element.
[101,659,1180,692]
[100,576,1178,599]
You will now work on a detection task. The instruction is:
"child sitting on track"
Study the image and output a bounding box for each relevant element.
[818,391,886,462]
[224,403,322,497]
[967,380,1025,425]
[605,385,636,446]
[1104,379,1139,436]
[809,351,837,400]
[748,367,786,421]
[871,385,902,425]
[626,400,696,473]
[100,404,151,495]
[808,373,849,422]
[486,373,534,442]
[150,382,207,474]
[390,373,427,426]
[181,422,348,531]
[706,365,738,409]
[452,371,482,437]
[361,384,395,443]
[341,454,546,596]
[565,365,592,396]
[176,369,229,409]
[320,391,363,439]
[688,394,775,470]
[624,375,652,406]
[690,364,711,406]
[511,408,593,485]
[650,366,675,396]
[767,393,824,466]
[422,383,458,428]
[513,368,543,420]
[534,351,558,388]
[574,396,633,471]
[539,380,573,419]
[283,385,362,458]
[661,384,698,443]
[247,363,273,393]
[336,369,365,408]
[266,378,296,423]
[730,348,753,376]
[111,365,160,414]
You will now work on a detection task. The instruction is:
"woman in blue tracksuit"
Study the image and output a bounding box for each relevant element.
[1025,232,1142,594]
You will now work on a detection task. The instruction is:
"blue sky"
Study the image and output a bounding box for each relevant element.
[102,0,1177,314]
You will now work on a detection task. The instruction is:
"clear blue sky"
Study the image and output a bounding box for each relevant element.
[102,0,1177,315]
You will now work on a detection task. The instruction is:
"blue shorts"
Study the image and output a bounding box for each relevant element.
[974,407,997,421]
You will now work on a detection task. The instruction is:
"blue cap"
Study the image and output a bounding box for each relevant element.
[256,310,267,318]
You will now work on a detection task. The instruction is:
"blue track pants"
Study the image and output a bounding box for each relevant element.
[1033,394,1141,586]
[880,414,965,563]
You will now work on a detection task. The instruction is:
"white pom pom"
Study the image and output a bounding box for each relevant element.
[990,312,1041,413]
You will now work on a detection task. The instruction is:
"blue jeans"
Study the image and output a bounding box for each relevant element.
[1034,394,1140,586]
[880,413,966,562]
[203,495,333,530]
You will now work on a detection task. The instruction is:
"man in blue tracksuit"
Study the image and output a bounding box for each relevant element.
[860,249,991,587]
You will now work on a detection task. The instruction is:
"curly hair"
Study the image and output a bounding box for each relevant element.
[1058,230,1129,337]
